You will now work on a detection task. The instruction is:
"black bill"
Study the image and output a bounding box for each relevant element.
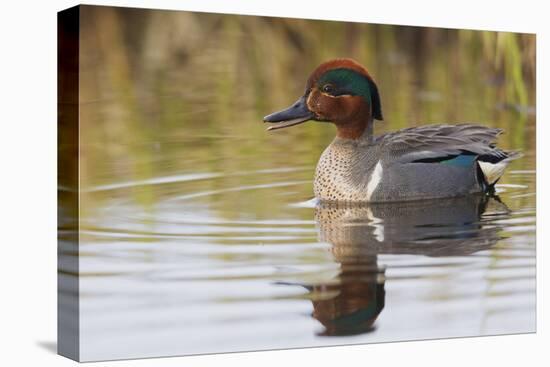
[263,95,314,131]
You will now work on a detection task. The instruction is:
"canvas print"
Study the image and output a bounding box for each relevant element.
[58,5,536,362]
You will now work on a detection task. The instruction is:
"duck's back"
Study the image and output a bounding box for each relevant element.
[314,124,520,203]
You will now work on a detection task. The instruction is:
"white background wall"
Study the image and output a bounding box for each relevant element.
[0,0,546,366]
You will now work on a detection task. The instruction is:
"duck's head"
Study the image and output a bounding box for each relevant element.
[264,58,383,139]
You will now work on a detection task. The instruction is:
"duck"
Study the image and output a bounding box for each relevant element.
[263,58,521,203]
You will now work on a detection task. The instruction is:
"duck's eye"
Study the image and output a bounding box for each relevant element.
[321,84,334,94]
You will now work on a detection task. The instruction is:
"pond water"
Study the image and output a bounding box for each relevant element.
[59,7,536,361]
[70,153,535,360]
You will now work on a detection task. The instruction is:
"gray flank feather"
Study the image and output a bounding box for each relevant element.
[376,123,516,164]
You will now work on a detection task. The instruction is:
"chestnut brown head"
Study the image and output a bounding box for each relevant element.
[264,58,383,138]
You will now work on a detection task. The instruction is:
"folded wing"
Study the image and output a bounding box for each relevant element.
[378,123,521,186]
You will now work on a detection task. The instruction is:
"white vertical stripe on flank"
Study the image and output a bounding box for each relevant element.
[366,161,383,201]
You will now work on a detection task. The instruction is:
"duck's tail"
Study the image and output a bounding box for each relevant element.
[477,150,523,188]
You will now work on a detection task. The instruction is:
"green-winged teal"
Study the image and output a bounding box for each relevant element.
[264,58,520,203]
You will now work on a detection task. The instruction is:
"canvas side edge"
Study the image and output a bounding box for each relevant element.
[57,5,81,362]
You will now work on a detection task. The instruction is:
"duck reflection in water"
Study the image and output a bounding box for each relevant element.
[300,194,509,336]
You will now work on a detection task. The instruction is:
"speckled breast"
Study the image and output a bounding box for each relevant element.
[313,140,379,202]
